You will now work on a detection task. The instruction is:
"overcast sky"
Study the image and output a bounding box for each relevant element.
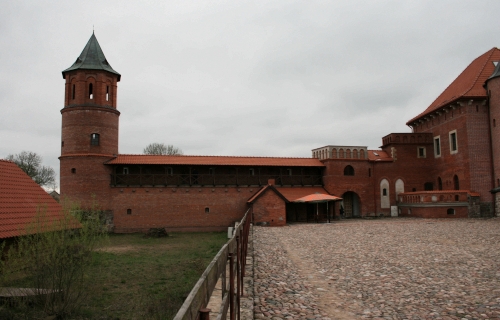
[1,0,500,188]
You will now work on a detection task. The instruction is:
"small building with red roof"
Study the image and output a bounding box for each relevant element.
[0,160,79,239]
[57,34,500,231]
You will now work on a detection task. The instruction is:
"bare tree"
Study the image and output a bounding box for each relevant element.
[143,143,183,155]
[5,151,56,188]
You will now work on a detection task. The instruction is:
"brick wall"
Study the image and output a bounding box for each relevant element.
[251,189,286,227]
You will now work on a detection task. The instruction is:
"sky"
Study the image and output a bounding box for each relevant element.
[1,0,500,189]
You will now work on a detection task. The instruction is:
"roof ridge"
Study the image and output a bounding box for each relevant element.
[116,154,315,159]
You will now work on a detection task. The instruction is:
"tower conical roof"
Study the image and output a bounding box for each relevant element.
[486,59,500,83]
[62,32,120,80]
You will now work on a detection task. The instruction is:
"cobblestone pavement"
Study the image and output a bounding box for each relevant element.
[253,218,500,319]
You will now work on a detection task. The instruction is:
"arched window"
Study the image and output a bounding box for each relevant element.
[72,84,76,100]
[339,149,344,158]
[90,133,100,146]
[453,175,459,190]
[438,177,443,190]
[106,85,110,101]
[346,149,351,158]
[359,149,365,159]
[395,179,404,199]
[89,83,93,99]
[352,149,358,159]
[344,165,354,176]
[424,182,433,191]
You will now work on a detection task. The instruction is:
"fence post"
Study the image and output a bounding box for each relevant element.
[229,252,235,320]
[199,308,211,320]
[236,235,241,320]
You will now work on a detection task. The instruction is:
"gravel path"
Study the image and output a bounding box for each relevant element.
[253,218,500,319]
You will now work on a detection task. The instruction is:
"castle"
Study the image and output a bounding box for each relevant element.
[59,33,500,232]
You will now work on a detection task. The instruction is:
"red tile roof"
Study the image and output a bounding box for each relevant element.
[0,160,80,239]
[248,186,333,203]
[407,47,500,125]
[367,150,392,161]
[106,154,325,167]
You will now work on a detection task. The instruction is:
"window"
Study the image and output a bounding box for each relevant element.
[106,86,109,101]
[249,168,255,176]
[209,168,215,175]
[368,168,371,177]
[90,133,100,146]
[382,188,387,196]
[205,207,210,213]
[449,130,458,154]
[72,84,75,100]
[438,177,443,190]
[434,136,441,157]
[89,83,93,99]
[447,208,455,215]
[380,179,390,208]
[71,168,76,174]
[286,169,292,176]
[127,209,132,215]
[344,165,354,176]
[166,167,173,175]
[453,175,459,190]
[417,147,426,158]
[123,167,129,174]
[424,182,433,191]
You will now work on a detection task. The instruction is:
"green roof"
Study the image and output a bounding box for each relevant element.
[62,32,120,80]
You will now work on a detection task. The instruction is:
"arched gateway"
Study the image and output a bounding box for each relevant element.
[341,191,361,217]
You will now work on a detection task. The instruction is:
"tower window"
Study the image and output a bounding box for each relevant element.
[127,209,132,215]
[382,188,387,196]
[71,168,76,174]
[72,84,75,100]
[368,168,371,177]
[106,86,109,101]
[89,83,93,99]
[90,133,100,146]
[205,207,210,213]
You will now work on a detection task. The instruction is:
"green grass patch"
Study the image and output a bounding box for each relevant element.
[86,232,227,319]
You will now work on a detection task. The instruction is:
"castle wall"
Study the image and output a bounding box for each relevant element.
[110,186,253,232]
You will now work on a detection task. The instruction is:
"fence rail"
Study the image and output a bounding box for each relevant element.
[173,209,251,320]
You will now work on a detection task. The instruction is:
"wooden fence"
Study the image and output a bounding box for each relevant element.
[173,209,251,320]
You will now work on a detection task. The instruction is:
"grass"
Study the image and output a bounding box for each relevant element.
[1,231,227,319]
[87,232,227,319]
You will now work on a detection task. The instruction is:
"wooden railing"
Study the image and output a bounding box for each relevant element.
[110,173,322,187]
[173,209,251,320]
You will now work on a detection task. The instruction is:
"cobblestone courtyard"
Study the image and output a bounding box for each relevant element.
[253,218,500,319]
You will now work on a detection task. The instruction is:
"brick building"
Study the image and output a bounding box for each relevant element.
[59,34,500,232]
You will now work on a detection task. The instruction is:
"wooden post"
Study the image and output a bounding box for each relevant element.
[199,308,211,320]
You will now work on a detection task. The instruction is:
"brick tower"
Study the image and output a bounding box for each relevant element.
[60,32,120,210]
[485,60,500,216]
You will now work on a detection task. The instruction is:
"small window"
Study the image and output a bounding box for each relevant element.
[72,84,75,100]
[71,168,76,174]
[368,168,371,177]
[434,136,441,157]
[127,209,132,215]
[249,168,255,176]
[447,208,455,215]
[453,175,459,190]
[344,165,354,176]
[106,86,109,101]
[89,83,93,99]
[205,207,210,213]
[123,167,129,174]
[166,167,173,175]
[424,182,433,191]
[455,195,459,201]
[382,188,387,196]
[438,177,443,190]
[417,147,426,158]
[449,130,458,154]
[90,133,100,146]
[286,168,292,176]
[61,141,64,147]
